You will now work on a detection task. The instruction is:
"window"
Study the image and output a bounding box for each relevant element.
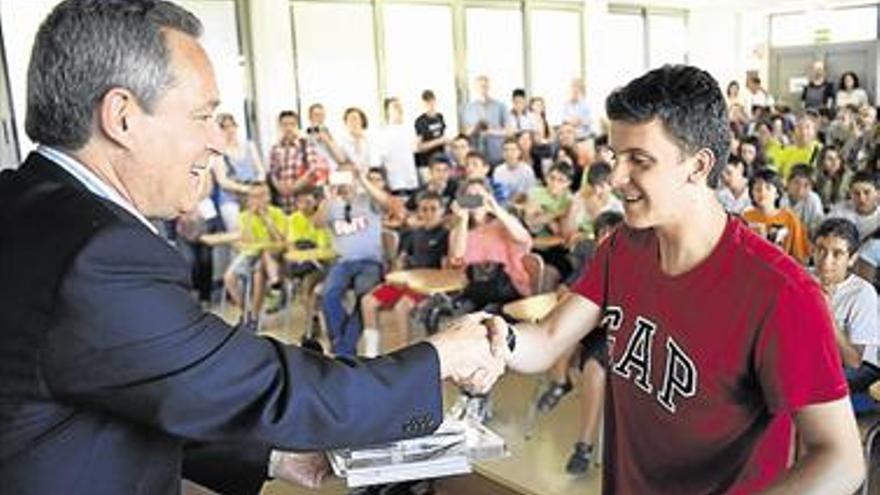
[770,6,878,47]
[647,13,687,67]
[383,4,458,134]
[529,9,582,122]
[178,0,248,131]
[292,2,380,135]
[465,7,525,109]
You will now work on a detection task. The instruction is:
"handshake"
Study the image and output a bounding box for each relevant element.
[270,313,512,489]
[427,312,512,394]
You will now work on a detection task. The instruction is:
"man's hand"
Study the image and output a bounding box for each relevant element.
[428,312,506,393]
[271,451,330,489]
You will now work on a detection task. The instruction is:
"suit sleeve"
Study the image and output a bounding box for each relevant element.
[42,223,444,451]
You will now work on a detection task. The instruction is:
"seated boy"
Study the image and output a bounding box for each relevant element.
[287,186,334,333]
[361,191,449,356]
[814,218,880,412]
[223,183,287,314]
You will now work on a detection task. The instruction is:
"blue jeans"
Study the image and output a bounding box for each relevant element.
[846,365,880,414]
[321,259,382,357]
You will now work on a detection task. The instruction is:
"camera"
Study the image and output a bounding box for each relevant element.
[458,194,484,209]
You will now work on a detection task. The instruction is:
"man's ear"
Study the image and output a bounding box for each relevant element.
[98,87,138,148]
[688,148,716,183]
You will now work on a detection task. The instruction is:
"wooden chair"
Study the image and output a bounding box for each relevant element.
[521,252,546,295]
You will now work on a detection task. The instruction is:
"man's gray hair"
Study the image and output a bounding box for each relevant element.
[25,0,202,150]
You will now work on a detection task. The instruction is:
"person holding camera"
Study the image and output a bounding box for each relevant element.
[316,164,393,357]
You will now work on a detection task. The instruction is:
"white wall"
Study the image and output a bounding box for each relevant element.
[688,6,743,89]
[0,0,59,158]
[248,0,297,155]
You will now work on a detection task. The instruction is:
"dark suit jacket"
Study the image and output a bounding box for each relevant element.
[0,152,443,494]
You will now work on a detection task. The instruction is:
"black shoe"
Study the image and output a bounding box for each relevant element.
[565,442,592,475]
[536,380,573,413]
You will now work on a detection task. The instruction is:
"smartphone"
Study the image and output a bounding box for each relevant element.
[329,170,353,186]
[458,194,484,209]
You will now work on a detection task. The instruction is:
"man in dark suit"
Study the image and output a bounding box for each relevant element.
[0,2,504,494]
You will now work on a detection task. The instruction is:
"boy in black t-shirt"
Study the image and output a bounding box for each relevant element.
[361,191,449,354]
[414,90,448,174]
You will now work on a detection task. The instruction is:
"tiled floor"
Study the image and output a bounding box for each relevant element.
[209,297,602,495]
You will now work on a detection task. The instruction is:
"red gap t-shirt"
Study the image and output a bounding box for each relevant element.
[572,217,847,494]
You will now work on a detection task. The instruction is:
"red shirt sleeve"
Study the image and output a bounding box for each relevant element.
[754,280,849,413]
[571,232,615,307]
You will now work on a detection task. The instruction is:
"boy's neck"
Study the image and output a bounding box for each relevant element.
[654,191,728,277]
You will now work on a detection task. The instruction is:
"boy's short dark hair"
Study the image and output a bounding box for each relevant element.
[814,217,861,255]
[421,89,436,101]
[367,166,387,182]
[502,136,520,147]
[416,190,443,205]
[465,150,487,164]
[548,162,574,181]
[605,64,729,188]
[587,161,613,186]
[594,210,624,238]
[748,168,784,208]
[294,185,318,198]
[278,110,299,123]
[788,164,813,184]
[428,154,451,168]
[852,170,879,189]
[512,88,527,99]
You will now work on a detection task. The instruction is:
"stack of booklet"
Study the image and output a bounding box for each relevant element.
[328,419,507,488]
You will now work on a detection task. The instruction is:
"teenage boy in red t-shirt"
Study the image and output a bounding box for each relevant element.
[482,65,863,494]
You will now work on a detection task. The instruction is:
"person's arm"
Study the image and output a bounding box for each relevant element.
[212,156,251,195]
[484,192,531,245]
[260,210,286,243]
[417,135,449,153]
[486,293,602,373]
[834,330,864,369]
[448,202,469,262]
[853,257,877,285]
[753,282,864,493]
[43,223,501,452]
[758,398,864,495]
[354,166,392,210]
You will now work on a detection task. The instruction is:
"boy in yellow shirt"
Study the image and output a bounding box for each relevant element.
[223,183,287,312]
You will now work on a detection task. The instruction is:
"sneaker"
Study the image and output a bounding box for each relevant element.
[565,442,592,475]
[536,380,573,413]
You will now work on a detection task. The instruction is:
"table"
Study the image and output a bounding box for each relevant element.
[385,268,467,296]
[385,269,467,334]
[502,292,560,322]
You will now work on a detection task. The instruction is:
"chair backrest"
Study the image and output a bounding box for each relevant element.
[521,252,545,294]
[382,228,401,270]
